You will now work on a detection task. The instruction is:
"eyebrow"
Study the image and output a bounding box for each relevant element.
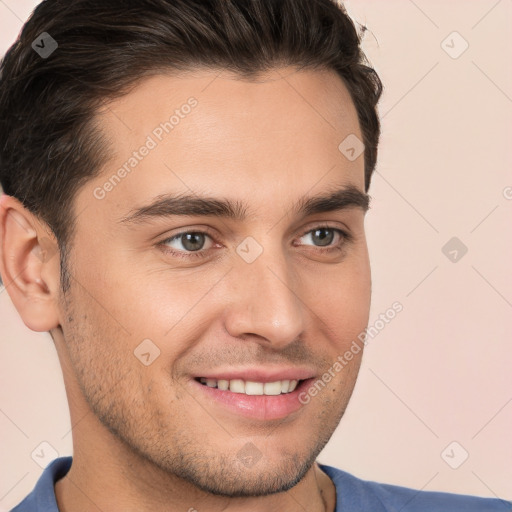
[118,184,370,225]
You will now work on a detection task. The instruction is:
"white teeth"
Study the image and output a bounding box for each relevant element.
[245,381,264,395]
[263,381,282,395]
[229,379,245,394]
[217,379,229,391]
[198,377,301,395]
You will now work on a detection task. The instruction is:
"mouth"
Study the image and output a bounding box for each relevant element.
[191,375,316,421]
[194,377,302,396]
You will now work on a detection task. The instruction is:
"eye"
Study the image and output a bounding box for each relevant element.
[161,231,215,257]
[298,226,350,250]
[158,225,352,260]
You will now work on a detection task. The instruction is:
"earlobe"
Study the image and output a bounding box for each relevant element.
[0,194,61,332]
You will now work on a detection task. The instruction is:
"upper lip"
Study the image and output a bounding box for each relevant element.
[194,367,316,383]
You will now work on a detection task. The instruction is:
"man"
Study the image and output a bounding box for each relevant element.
[0,1,509,511]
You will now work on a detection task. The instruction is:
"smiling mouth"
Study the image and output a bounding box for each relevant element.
[195,377,302,395]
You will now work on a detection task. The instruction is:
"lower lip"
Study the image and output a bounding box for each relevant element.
[191,378,315,421]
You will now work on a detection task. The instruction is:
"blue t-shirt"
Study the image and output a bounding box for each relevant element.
[10,457,511,511]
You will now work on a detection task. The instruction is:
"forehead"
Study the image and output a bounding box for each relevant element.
[79,67,364,221]
[99,66,359,131]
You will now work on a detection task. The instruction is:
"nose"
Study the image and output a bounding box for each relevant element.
[223,248,306,349]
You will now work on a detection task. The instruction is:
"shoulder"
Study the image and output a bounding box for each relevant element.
[318,463,512,512]
[10,457,72,512]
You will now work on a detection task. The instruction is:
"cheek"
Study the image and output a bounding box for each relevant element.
[61,289,130,373]
[61,284,171,417]
[75,247,198,340]
[307,254,371,344]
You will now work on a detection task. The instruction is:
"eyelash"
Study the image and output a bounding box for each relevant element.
[158,225,352,260]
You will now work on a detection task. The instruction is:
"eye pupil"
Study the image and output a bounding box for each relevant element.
[313,228,334,247]
[182,232,205,251]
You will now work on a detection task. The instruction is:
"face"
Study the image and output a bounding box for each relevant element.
[55,67,371,496]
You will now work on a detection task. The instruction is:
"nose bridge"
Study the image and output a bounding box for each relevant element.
[224,241,305,346]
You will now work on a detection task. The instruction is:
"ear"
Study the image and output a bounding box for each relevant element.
[0,194,61,332]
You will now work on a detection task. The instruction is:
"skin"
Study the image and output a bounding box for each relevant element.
[0,66,371,512]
